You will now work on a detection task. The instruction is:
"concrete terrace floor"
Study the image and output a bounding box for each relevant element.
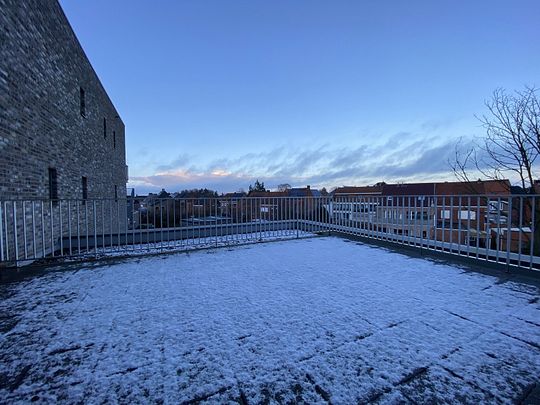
[0,237,539,404]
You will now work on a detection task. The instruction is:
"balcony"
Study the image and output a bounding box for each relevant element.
[1,195,539,402]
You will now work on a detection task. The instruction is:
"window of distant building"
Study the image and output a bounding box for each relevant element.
[113,130,116,149]
[80,87,86,117]
[48,168,58,200]
[114,185,118,201]
[82,176,88,201]
[103,118,107,138]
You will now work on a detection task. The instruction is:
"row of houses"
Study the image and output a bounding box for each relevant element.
[129,186,323,228]
[191,179,535,254]
[127,179,537,255]
[330,180,535,254]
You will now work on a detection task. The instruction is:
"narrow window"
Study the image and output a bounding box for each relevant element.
[79,87,86,117]
[48,168,58,200]
[114,185,118,201]
[103,118,107,138]
[113,130,116,148]
[82,176,88,201]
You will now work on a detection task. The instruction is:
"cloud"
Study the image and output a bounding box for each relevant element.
[369,141,455,178]
[155,153,192,171]
[129,133,467,194]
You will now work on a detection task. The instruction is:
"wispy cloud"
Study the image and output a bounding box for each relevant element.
[155,153,192,172]
[129,133,463,193]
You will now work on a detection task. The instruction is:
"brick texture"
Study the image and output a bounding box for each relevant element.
[0,0,127,263]
[0,0,127,201]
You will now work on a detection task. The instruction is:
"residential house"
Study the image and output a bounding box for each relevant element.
[219,192,247,219]
[330,185,384,223]
[329,180,527,253]
[248,191,289,222]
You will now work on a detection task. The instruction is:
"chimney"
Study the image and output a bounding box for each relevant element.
[307,185,310,189]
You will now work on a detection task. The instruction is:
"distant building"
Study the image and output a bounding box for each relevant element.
[219,192,247,218]
[332,184,385,198]
[331,185,385,223]
[288,185,320,197]
[245,186,323,221]
[328,180,521,251]
[0,0,128,201]
[247,191,289,221]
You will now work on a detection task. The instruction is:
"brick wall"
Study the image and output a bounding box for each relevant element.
[0,0,127,201]
[0,0,128,263]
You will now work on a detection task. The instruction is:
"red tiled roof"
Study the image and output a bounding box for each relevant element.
[434,179,510,195]
[223,192,246,198]
[248,191,289,197]
[333,180,511,197]
[382,183,435,196]
[332,186,383,196]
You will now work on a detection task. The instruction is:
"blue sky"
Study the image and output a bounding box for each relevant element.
[60,0,540,193]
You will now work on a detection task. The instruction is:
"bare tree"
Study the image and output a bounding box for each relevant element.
[452,86,539,191]
[450,137,476,183]
[524,87,540,155]
[277,183,291,192]
[451,86,540,254]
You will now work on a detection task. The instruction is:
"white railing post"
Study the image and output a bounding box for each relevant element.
[13,201,19,261]
[0,202,4,262]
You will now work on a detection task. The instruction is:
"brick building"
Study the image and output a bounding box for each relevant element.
[330,180,518,249]
[0,0,127,262]
[0,0,127,201]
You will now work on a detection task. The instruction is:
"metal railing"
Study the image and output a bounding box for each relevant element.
[0,197,331,266]
[1,195,539,271]
[329,194,540,270]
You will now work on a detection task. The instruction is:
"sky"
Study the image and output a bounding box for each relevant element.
[59,0,540,194]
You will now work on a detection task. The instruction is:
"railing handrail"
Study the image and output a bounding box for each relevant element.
[1,194,539,271]
[2,193,540,202]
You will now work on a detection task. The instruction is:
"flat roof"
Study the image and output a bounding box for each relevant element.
[0,237,538,403]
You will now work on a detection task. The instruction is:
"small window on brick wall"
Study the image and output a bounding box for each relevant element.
[80,87,86,117]
[82,176,88,201]
[113,130,116,149]
[114,185,118,201]
[103,118,107,138]
[48,168,58,200]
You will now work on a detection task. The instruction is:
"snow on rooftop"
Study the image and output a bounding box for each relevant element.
[0,237,539,403]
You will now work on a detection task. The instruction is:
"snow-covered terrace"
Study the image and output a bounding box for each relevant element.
[1,237,539,403]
